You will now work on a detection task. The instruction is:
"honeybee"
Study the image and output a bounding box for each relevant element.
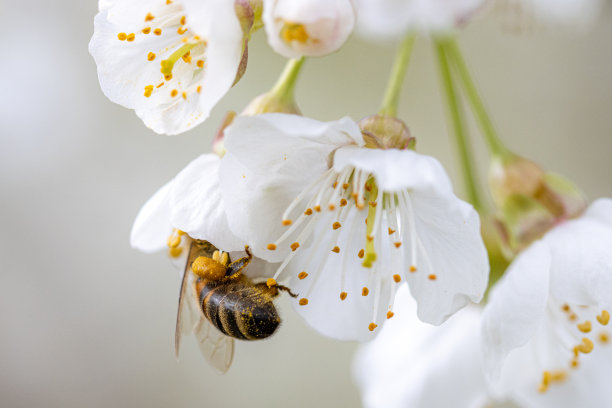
[175,239,296,372]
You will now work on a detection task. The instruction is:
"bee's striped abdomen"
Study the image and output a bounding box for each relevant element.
[198,280,280,340]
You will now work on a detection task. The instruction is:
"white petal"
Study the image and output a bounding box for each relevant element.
[220,114,363,261]
[481,240,552,379]
[130,180,173,253]
[354,286,490,408]
[263,0,355,58]
[406,190,489,324]
[333,147,453,194]
[169,154,244,252]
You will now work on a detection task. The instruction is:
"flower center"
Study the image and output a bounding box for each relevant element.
[279,22,314,44]
[537,300,610,393]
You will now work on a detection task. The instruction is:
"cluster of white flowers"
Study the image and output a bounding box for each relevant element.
[90,0,610,406]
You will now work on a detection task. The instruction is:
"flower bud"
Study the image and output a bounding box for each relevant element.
[263,0,355,58]
[241,91,301,116]
[358,115,415,150]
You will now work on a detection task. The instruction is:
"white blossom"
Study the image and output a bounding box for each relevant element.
[218,113,489,341]
[263,0,355,58]
[89,0,245,135]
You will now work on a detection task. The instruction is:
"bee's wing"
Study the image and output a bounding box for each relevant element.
[192,310,235,373]
[175,249,198,358]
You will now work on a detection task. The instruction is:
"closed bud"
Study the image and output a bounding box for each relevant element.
[241,92,301,116]
[358,115,415,150]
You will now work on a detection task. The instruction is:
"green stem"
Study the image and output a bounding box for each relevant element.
[443,38,510,159]
[269,57,305,104]
[435,40,484,211]
[379,35,416,117]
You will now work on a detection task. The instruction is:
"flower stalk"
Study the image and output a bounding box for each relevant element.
[379,35,416,117]
[269,57,305,106]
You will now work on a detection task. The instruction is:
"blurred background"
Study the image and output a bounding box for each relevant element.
[1,1,612,407]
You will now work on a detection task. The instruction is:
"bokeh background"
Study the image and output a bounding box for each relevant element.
[1,1,612,407]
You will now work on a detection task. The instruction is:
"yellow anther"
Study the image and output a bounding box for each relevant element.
[282,219,292,226]
[166,0,172,4]
[410,265,417,272]
[368,323,378,332]
[577,337,594,354]
[428,274,437,281]
[126,33,135,42]
[393,274,401,283]
[267,243,277,250]
[340,292,347,301]
[538,371,551,393]
[145,12,155,22]
[144,85,154,98]
[298,272,308,280]
[597,310,610,326]
[332,222,341,230]
[342,183,349,189]
[196,86,202,93]
[117,32,127,41]
[142,27,151,34]
[156,82,164,88]
[570,358,579,369]
[362,287,369,296]
[551,371,567,382]
[331,246,340,253]
[266,278,277,288]
[182,91,187,100]
[170,89,178,97]
[599,332,609,343]
[358,249,365,259]
[577,321,592,333]
[290,242,300,251]
[562,304,570,312]
[180,15,186,25]
[298,298,308,306]
[178,26,188,35]
[168,246,182,258]
[176,230,185,235]
[332,181,338,188]
[154,28,162,35]
[386,311,394,319]
[394,242,402,248]
[569,313,578,322]
[366,235,374,242]
[388,228,395,235]
[220,252,229,266]
[328,204,336,211]
[191,256,226,281]
[197,60,205,68]
[164,74,172,81]
[147,52,156,61]
[340,198,348,207]
[304,208,313,215]
[166,234,181,248]
[314,205,321,212]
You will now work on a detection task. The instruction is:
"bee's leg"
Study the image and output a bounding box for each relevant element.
[274,284,298,298]
[225,245,253,278]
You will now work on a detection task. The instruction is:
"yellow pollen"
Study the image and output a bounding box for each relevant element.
[358,249,365,259]
[343,183,349,189]
[599,332,610,343]
[577,337,594,354]
[386,311,394,319]
[156,82,164,88]
[166,234,181,248]
[299,298,309,306]
[164,74,173,81]
[168,246,183,258]
[192,256,226,280]
[393,274,401,283]
[197,59,205,68]
[144,85,154,98]
[538,371,551,393]
[394,242,402,248]
[142,27,151,34]
[366,235,374,242]
[154,28,162,35]
[181,52,191,63]
[182,91,187,100]
[181,37,188,43]
[340,198,348,207]
[145,12,155,22]
[126,33,135,42]
[176,230,185,235]
[597,310,610,326]
[340,292,347,301]
[368,323,378,332]
[388,228,395,235]
[332,222,341,230]
[570,358,579,368]
[369,201,377,208]
[332,181,338,188]
[267,243,277,250]
[291,242,300,251]
[194,35,201,40]
[196,86,202,93]
[212,250,220,262]
[365,184,372,192]
[551,371,567,382]
[170,89,178,97]
[332,246,340,253]
[362,287,369,296]
[220,252,229,266]
[410,265,417,272]
[177,26,188,35]
[328,204,336,211]
[266,278,277,288]
[428,274,437,281]
[281,22,310,44]
[117,32,127,41]
[298,272,308,280]
[147,52,156,61]
[166,0,172,4]
[314,205,321,212]
[180,15,186,25]
[577,321,592,333]
[304,208,313,215]
[282,219,292,226]
[569,313,578,322]
[562,304,570,312]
